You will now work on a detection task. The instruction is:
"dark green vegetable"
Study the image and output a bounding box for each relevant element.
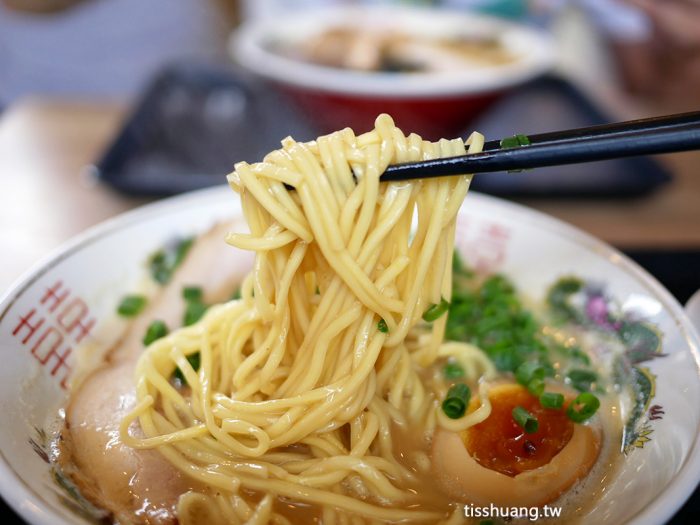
[149,252,168,284]
[500,134,531,149]
[443,361,465,380]
[422,297,450,322]
[174,237,193,265]
[174,352,201,383]
[539,392,564,409]
[567,369,598,392]
[515,361,549,386]
[183,286,203,302]
[143,320,168,346]
[526,377,545,397]
[183,301,208,327]
[512,406,539,433]
[149,237,194,285]
[117,295,147,317]
[445,264,552,375]
[446,257,600,415]
[567,392,600,422]
[377,319,388,333]
[514,361,553,396]
[500,135,530,172]
[441,383,471,419]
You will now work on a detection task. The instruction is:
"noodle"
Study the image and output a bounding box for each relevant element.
[120,114,489,524]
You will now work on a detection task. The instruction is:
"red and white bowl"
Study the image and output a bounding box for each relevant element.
[231,5,556,139]
[0,186,699,524]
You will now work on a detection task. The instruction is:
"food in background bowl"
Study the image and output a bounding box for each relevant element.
[275,26,516,72]
[0,117,699,525]
[232,6,555,139]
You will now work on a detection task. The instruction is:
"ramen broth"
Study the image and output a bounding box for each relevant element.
[54,272,623,524]
[55,333,621,524]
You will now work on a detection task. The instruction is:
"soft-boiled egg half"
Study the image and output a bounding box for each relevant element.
[432,383,601,508]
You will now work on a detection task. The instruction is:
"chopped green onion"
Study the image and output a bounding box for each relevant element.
[377,319,388,333]
[512,406,539,433]
[230,288,241,300]
[441,383,471,419]
[174,352,201,383]
[423,297,450,322]
[567,392,600,423]
[443,361,465,380]
[516,134,531,145]
[183,301,208,326]
[500,134,531,149]
[148,251,169,284]
[174,237,194,266]
[183,286,203,302]
[117,295,146,317]
[149,237,194,285]
[143,320,168,346]
[527,377,545,396]
[515,361,548,386]
[444,273,554,377]
[567,369,598,392]
[501,136,518,149]
[540,392,564,409]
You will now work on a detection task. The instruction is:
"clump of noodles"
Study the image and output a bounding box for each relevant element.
[120,114,492,524]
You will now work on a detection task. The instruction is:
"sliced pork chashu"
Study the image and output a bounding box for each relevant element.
[58,222,252,524]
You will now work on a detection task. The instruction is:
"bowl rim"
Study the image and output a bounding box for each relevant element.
[230,5,557,98]
[0,185,698,525]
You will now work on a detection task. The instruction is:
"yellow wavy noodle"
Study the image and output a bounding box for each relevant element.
[120,114,489,524]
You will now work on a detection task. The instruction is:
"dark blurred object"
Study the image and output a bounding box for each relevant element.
[468,75,671,197]
[2,0,88,13]
[625,250,700,305]
[96,65,670,198]
[97,64,670,197]
[96,63,316,195]
[612,0,700,108]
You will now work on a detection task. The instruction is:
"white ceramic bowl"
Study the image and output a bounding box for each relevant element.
[1,186,698,524]
[231,5,555,138]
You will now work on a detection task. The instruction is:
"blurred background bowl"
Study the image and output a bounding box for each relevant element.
[231,5,555,139]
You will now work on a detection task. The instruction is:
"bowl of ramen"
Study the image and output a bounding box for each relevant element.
[0,116,699,525]
[231,6,555,139]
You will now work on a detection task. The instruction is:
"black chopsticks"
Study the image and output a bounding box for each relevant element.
[381,111,700,182]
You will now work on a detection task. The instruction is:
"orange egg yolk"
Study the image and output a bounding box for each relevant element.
[464,385,574,477]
